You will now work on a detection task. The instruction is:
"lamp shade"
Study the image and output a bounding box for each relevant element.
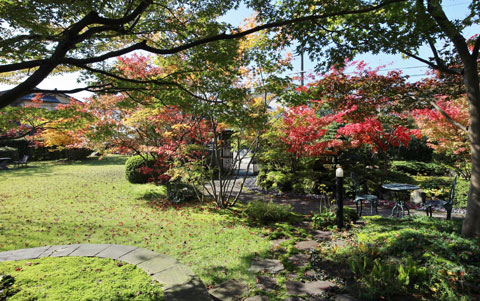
[336,167,344,178]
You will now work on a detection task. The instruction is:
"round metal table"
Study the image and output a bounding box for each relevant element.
[381,183,420,217]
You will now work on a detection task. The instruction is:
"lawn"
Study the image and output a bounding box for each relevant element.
[0,257,163,300]
[0,156,270,285]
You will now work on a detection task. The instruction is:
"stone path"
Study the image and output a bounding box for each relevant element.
[0,244,211,301]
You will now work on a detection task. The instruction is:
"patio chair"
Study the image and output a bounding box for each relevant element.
[13,155,29,168]
[424,176,457,220]
[351,172,379,217]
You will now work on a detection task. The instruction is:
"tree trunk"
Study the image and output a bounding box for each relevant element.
[461,58,480,238]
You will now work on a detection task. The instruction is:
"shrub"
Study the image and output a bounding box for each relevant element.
[0,146,18,161]
[125,155,160,184]
[391,161,450,176]
[395,136,433,162]
[265,171,294,192]
[244,201,292,224]
[166,182,196,203]
[453,178,469,209]
[311,207,359,229]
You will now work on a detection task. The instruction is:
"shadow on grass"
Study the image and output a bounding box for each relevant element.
[69,155,128,166]
[0,164,56,177]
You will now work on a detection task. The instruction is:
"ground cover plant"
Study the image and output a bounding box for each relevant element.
[332,216,480,300]
[0,257,163,300]
[0,156,271,285]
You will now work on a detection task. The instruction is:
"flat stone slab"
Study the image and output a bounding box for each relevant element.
[289,254,311,268]
[69,244,111,257]
[208,279,248,301]
[152,264,195,287]
[118,248,159,265]
[95,244,137,260]
[39,244,81,257]
[256,275,277,292]
[311,230,332,241]
[331,240,347,248]
[249,258,284,274]
[163,276,212,301]
[285,280,335,296]
[295,240,319,250]
[271,238,288,249]
[137,254,178,275]
[0,246,50,261]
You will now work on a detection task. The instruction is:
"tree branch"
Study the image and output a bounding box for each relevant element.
[0,0,406,109]
[430,100,469,132]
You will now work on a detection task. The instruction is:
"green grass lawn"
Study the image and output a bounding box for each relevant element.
[0,257,163,300]
[0,156,270,285]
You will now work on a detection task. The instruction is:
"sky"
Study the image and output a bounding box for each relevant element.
[0,0,476,101]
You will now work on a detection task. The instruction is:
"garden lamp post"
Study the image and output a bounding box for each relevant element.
[336,165,344,228]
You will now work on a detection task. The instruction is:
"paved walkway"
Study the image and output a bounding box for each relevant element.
[0,244,211,301]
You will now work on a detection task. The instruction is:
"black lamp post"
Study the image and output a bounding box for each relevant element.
[336,165,344,229]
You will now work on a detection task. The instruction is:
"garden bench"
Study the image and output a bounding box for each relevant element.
[424,176,457,220]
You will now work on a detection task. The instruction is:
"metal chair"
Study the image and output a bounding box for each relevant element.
[13,155,29,168]
[351,172,378,217]
[424,176,457,220]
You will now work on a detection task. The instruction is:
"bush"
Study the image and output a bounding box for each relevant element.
[311,207,359,229]
[392,161,450,176]
[453,178,469,209]
[395,136,433,162]
[166,182,196,203]
[244,201,292,224]
[0,146,18,161]
[125,155,157,184]
[265,171,294,192]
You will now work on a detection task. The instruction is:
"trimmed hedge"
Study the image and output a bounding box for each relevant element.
[391,161,450,176]
[125,155,155,184]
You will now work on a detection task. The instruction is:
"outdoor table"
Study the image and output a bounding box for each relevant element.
[382,183,420,217]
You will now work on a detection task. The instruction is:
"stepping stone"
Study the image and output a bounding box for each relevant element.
[118,248,159,265]
[0,246,51,261]
[69,244,110,257]
[163,276,212,301]
[208,279,248,301]
[285,280,335,296]
[289,254,310,268]
[335,294,358,301]
[295,240,318,250]
[331,240,346,248]
[137,254,178,275]
[245,296,269,301]
[152,264,195,287]
[95,244,137,260]
[39,244,81,257]
[249,258,284,274]
[255,275,277,292]
[311,230,332,241]
[271,238,288,248]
